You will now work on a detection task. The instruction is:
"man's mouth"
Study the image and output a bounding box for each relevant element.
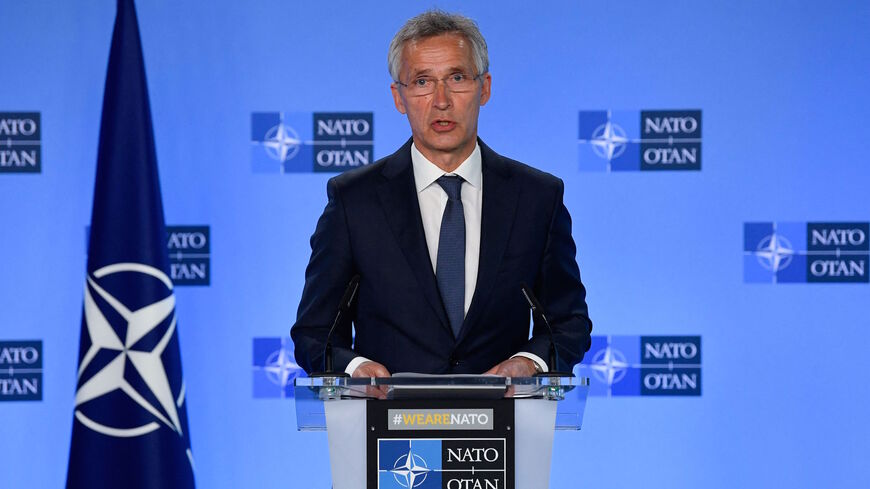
[432,120,456,131]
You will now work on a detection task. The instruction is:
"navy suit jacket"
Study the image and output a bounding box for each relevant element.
[291,138,592,374]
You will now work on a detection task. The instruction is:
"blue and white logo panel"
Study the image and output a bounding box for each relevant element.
[251,111,373,173]
[0,112,41,173]
[377,438,507,489]
[744,222,869,283]
[577,335,641,396]
[640,335,702,396]
[252,337,305,399]
[0,340,43,401]
[378,439,442,489]
[579,109,701,172]
[167,226,210,286]
[578,110,640,172]
[575,335,702,396]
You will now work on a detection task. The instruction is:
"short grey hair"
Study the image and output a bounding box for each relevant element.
[388,10,489,82]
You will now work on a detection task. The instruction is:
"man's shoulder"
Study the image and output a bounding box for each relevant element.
[327,140,411,192]
[327,159,384,190]
[481,141,563,191]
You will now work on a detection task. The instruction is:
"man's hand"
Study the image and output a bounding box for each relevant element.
[352,360,391,378]
[483,357,537,378]
[351,360,391,399]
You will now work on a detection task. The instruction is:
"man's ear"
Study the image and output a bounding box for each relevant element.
[391,83,407,114]
[479,72,492,106]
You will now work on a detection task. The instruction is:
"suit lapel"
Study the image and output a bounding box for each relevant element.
[377,140,451,335]
[458,141,520,344]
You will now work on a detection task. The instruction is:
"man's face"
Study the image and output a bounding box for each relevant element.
[391,33,491,167]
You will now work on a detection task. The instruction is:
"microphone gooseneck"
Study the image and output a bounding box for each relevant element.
[520,283,575,378]
[311,275,360,378]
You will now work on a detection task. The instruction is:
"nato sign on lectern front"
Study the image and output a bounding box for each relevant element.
[294,375,589,489]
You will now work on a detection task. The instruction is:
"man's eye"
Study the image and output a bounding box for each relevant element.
[451,73,467,82]
[414,78,430,87]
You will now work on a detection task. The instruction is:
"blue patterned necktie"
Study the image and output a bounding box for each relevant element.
[436,175,465,338]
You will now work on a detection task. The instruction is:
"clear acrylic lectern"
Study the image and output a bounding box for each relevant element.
[295,375,588,489]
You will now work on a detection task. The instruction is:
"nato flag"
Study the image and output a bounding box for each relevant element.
[66,0,195,487]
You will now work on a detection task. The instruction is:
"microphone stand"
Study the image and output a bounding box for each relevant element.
[310,275,360,378]
[520,283,575,378]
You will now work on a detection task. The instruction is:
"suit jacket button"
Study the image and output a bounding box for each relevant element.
[452,359,461,367]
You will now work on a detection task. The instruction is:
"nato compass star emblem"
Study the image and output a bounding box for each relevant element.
[74,262,186,438]
[590,346,629,387]
[262,123,301,162]
[590,121,628,163]
[391,448,431,488]
[263,346,303,388]
[755,233,795,272]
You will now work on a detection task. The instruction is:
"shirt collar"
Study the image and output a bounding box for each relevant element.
[411,142,482,193]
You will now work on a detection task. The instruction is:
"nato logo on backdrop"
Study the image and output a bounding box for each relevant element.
[0,112,41,173]
[744,222,869,283]
[251,111,374,173]
[0,341,43,401]
[252,337,305,398]
[578,110,701,171]
[574,335,701,396]
[167,226,210,286]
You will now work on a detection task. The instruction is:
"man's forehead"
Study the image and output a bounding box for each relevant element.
[401,33,475,74]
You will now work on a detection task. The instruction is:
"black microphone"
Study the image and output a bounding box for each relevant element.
[311,275,360,378]
[520,283,575,377]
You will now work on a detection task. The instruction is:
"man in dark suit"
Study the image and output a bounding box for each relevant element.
[291,10,592,378]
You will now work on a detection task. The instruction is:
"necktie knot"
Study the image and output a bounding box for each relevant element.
[437,175,463,201]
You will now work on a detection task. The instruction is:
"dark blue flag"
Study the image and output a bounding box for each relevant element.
[66,0,195,487]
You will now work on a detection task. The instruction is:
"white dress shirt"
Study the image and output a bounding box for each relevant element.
[345,143,547,374]
[412,142,482,315]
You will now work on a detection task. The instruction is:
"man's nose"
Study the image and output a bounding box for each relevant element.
[431,80,452,109]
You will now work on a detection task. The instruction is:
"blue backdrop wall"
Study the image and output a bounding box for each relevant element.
[1,0,869,487]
